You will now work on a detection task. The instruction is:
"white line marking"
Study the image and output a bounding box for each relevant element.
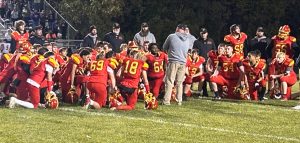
[60,108,300,142]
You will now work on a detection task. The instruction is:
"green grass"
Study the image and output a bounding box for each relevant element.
[0,83,300,143]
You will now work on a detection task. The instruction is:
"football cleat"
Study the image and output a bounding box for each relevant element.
[45,91,59,109]
[8,96,17,108]
[144,92,158,110]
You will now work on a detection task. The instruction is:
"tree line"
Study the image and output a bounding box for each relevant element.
[56,0,300,45]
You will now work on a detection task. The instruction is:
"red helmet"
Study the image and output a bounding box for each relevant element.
[109,91,123,108]
[279,25,290,34]
[144,92,158,110]
[45,91,59,109]
[278,25,290,39]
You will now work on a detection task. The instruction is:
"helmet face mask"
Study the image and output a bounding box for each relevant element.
[278,25,290,39]
[45,91,59,109]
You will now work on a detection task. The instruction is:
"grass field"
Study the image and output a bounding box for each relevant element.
[1,87,300,143]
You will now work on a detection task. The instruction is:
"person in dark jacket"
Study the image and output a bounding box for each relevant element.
[192,28,216,97]
[103,23,125,53]
[29,25,45,46]
[248,27,271,60]
[82,25,98,48]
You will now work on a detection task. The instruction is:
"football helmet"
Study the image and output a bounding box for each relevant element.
[278,25,290,39]
[234,85,250,100]
[45,91,59,109]
[144,92,158,110]
[109,91,123,108]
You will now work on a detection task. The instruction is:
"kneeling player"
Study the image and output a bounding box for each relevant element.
[8,52,59,108]
[269,52,297,100]
[115,50,150,110]
[85,53,117,109]
[183,49,205,98]
[243,50,266,101]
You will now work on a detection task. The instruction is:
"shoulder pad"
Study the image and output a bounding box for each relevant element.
[3,54,12,62]
[19,55,31,64]
[71,54,82,65]
[289,36,296,42]
[224,35,231,42]
[48,57,59,68]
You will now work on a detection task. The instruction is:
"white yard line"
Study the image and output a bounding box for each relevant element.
[60,108,300,142]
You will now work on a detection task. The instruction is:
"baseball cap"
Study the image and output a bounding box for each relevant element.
[257,27,264,32]
[141,22,149,27]
[113,23,120,28]
[200,28,207,34]
[177,24,187,30]
[35,25,43,30]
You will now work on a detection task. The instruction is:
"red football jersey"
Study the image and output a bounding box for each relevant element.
[120,57,148,88]
[30,54,44,72]
[60,54,84,81]
[55,54,68,67]
[16,54,31,80]
[218,53,243,79]
[224,32,247,55]
[87,58,110,84]
[146,52,168,79]
[243,59,265,83]
[11,31,30,50]
[29,58,57,85]
[0,53,12,72]
[207,50,220,70]
[274,56,295,74]
[186,55,205,76]
[271,35,297,58]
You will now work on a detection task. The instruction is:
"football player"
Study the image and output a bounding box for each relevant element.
[146,43,168,98]
[243,50,266,101]
[269,52,297,100]
[114,50,150,110]
[224,24,248,56]
[60,49,91,103]
[8,52,59,108]
[85,53,117,109]
[210,43,245,99]
[183,49,205,98]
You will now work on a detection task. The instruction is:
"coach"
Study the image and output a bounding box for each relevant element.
[162,24,190,105]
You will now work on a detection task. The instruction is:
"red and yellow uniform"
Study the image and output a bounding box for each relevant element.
[224,32,247,55]
[185,55,205,84]
[60,54,85,103]
[0,55,17,84]
[270,35,297,59]
[210,53,243,99]
[87,58,113,106]
[243,59,266,100]
[207,50,220,71]
[11,31,30,51]
[146,52,168,98]
[117,57,148,110]
[0,53,12,72]
[29,54,44,72]
[15,54,31,100]
[26,57,58,108]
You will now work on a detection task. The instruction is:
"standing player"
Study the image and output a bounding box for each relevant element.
[85,53,117,109]
[146,43,168,98]
[224,24,248,56]
[114,50,150,110]
[243,50,266,101]
[210,44,245,99]
[10,20,30,53]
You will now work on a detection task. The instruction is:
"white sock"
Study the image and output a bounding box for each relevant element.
[15,98,34,108]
